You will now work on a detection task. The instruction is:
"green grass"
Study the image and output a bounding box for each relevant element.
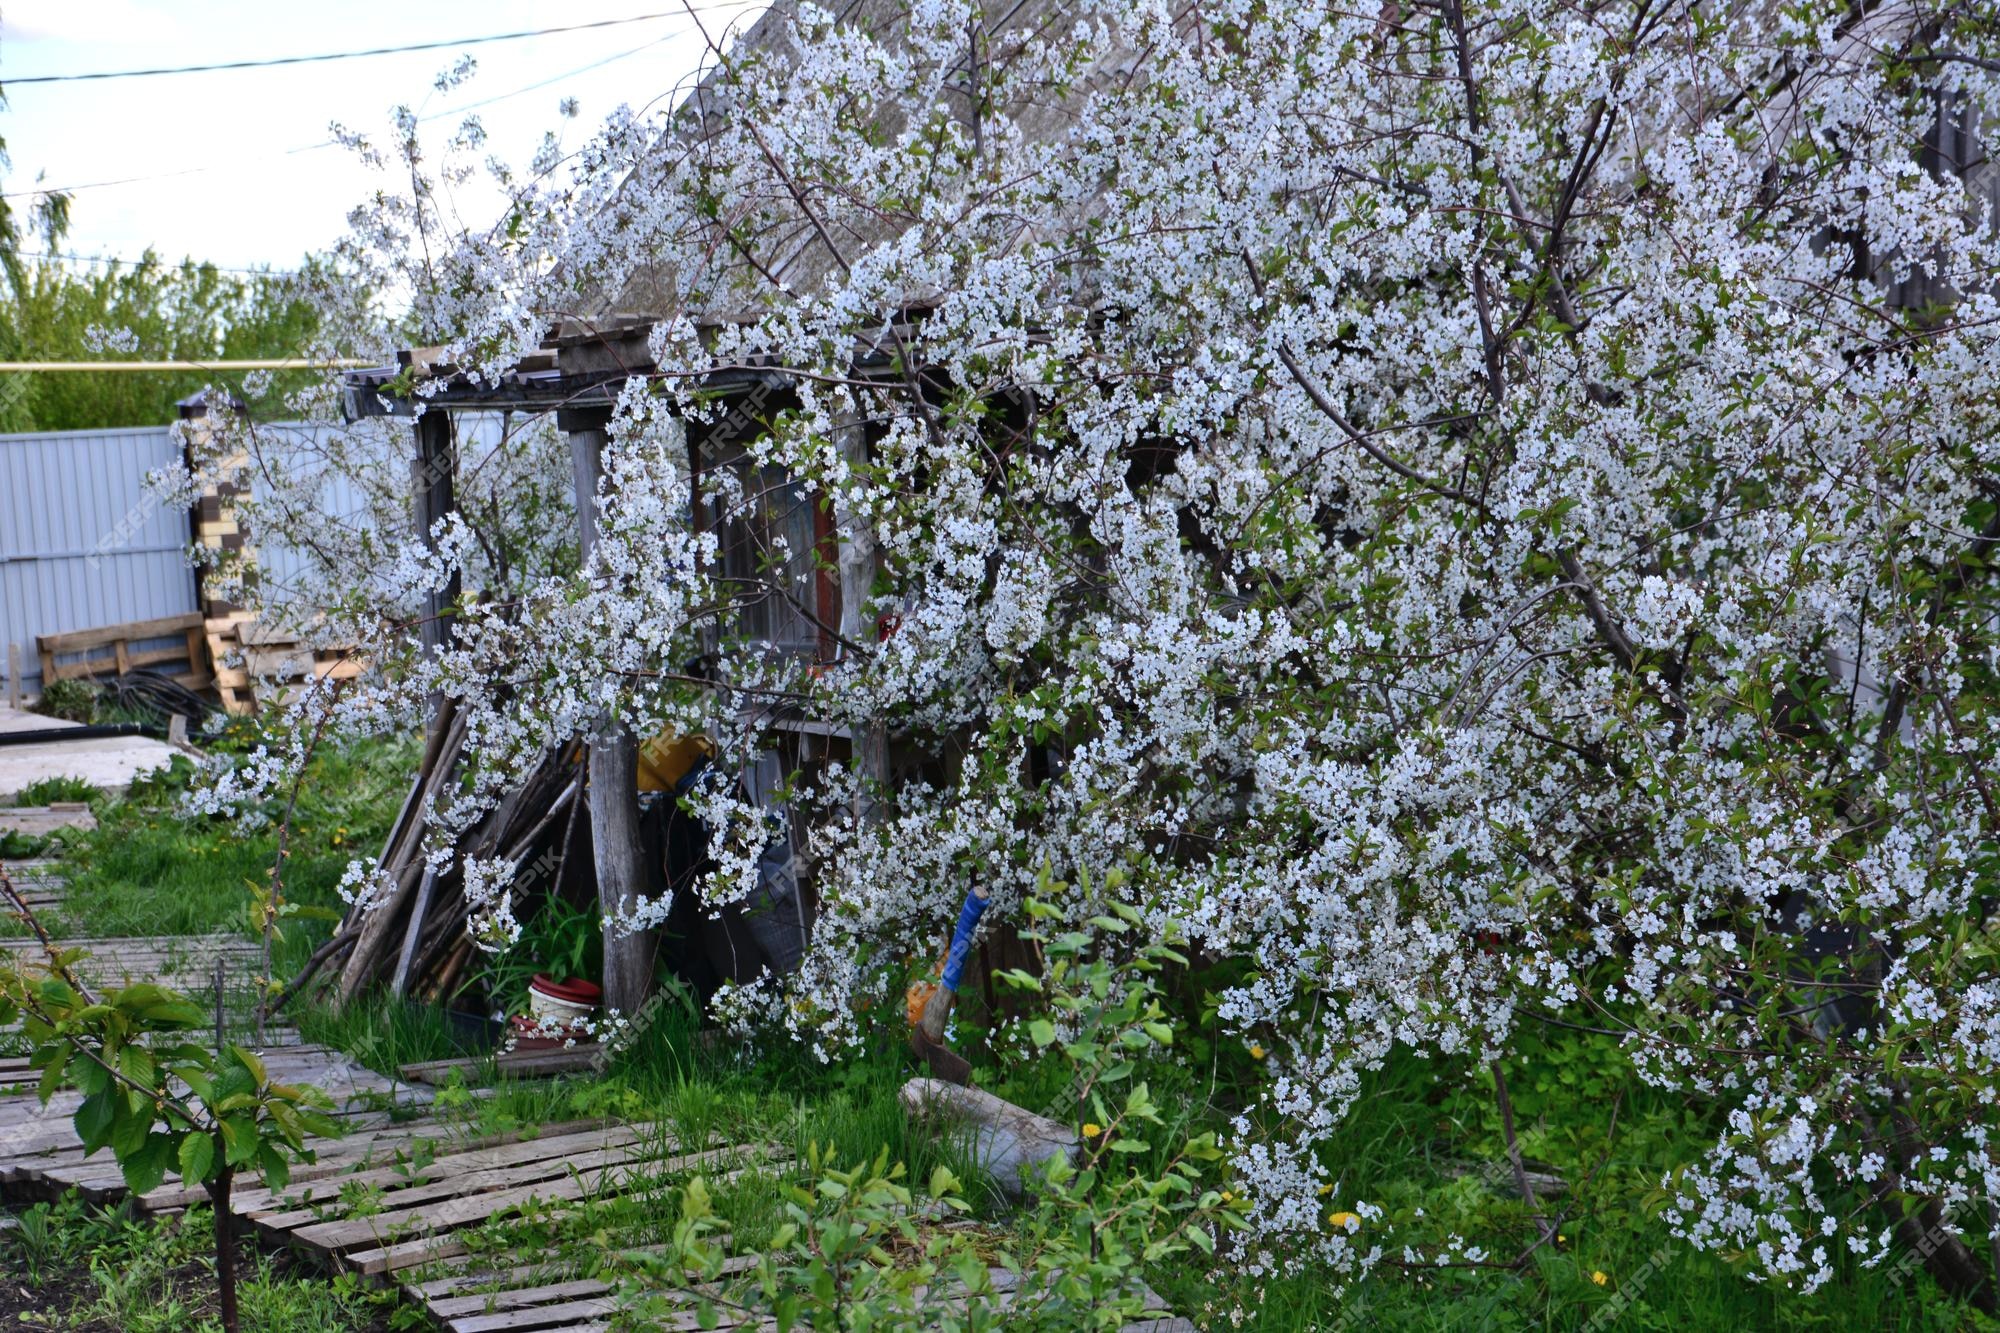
[9,774,99,806]
[12,735,414,958]
[0,1194,396,1332]
[289,961,2000,1332]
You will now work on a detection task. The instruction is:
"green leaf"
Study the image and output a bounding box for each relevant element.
[222,1115,259,1166]
[140,1001,208,1028]
[257,1142,291,1192]
[122,1131,176,1195]
[35,1046,69,1103]
[293,1108,344,1140]
[178,1131,216,1185]
[119,1044,157,1090]
[175,1067,216,1104]
[110,1092,153,1157]
[74,1090,115,1154]
[72,1057,110,1096]
[110,983,174,1013]
[1028,1019,1057,1047]
[226,1045,268,1087]
[36,977,78,1011]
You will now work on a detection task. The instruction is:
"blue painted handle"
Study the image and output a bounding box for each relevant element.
[937,886,989,994]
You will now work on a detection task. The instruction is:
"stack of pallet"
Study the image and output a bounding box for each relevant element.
[208,617,366,715]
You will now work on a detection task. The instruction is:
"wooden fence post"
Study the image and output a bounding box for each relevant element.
[561,405,658,1016]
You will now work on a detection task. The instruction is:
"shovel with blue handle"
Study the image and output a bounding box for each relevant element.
[907,883,989,1085]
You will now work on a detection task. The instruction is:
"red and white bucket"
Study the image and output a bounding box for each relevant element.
[526,974,602,1028]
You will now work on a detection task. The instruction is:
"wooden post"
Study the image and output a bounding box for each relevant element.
[413,409,460,689]
[833,413,889,821]
[561,405,657,1015]
[6,643,19,710]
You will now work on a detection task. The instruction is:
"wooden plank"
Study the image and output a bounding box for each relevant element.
[248,1124,654,1229]
[399,1045,605,1085]
[37,612,205,653]
[287,1135,717,1255]
[144,1117,622,1215]
[337,1145,769,1275]
[427,1277,615,1319]
[406,1249,752,1302]
[446,1295,620,1331]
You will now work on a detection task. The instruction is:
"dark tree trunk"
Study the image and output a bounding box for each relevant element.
[205,1163,240,1333]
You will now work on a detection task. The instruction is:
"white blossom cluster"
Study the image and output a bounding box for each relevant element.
[199,0,2000,1289]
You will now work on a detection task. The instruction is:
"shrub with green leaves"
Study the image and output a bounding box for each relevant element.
[611,878,1237,1330]
[33,678,98,724]
[0,909,342,1333]
[13,774,99,807]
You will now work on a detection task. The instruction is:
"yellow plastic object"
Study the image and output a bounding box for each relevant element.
[637,730,713,792]
[904,950,951,1030]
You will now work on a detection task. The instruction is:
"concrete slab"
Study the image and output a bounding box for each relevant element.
[0,706,181,800]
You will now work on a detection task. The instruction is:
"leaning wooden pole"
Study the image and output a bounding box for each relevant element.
[562,404,658,1016]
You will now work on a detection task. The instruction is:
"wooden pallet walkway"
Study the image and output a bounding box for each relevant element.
[0,1041,431,1205]
[405,1254,1193,1331]
[255,1123,774,1277]
[1,932,270,991]
[1,859,66,917]
[0,805,96,838]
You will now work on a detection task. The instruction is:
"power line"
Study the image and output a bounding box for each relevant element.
[12,251,306,276]
[2,4,753,86]
[1,9,752,200]
[0,359,374,371]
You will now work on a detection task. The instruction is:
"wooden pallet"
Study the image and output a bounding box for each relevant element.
[405,1254,1193,1331]
[1,932,269,990]
[37,613,212,693]
[207,616,366,715]
[0,1040,430,1204]
[232,1118,771,1277]
[0,859,66,916]
[205,611,258,715]
[399,1045,607,1086]
[0,805,96,837]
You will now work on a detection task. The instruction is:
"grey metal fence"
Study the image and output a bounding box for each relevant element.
[0,424,197,700]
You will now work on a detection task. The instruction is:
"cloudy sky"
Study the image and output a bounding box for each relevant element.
[1,1,765,273]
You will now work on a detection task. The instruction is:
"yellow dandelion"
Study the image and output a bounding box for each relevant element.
[1591,1271,1608,1287]
[1327,1211,1360,1231]
[1083,1122,1103,1139]
[1220,1190,1233,1203]
[1249,1043,1267,1060]
[1317,1183,1334,1196]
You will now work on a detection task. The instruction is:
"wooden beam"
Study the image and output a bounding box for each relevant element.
[563,409,658,1015]
[35,611,204,653]
[413,409,460,677]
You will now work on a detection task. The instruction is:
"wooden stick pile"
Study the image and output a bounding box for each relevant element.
[281,700,586,1012]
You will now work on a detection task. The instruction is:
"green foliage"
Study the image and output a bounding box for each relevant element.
[11,773,98,806]
[0,930,345,1332]
[0,248,334,432]
[598,872,1236,1330]
[476,892,604,1012]
[0,947,341,1193]
[0,1194,400,1332]
[44,736,413,944]
[33,678,99,723]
